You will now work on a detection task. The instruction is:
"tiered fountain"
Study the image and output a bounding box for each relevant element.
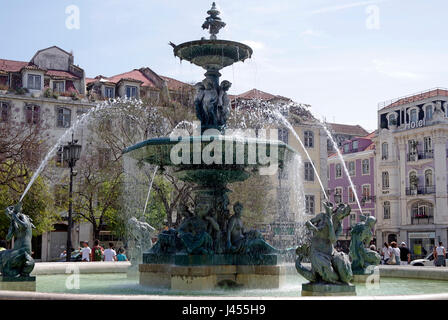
[123,3,295,290]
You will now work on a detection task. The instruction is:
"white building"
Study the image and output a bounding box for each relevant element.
[374,88,448,258]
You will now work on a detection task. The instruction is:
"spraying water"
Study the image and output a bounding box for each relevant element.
[142,166,159,216]
[19,100,118,202]
[320,122,363,214]
[272,110,328,201]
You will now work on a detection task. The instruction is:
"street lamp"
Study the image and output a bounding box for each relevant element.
[63,133,82,262]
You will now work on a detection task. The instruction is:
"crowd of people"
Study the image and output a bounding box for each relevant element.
[380,241,446,267]
[60,240,128,262]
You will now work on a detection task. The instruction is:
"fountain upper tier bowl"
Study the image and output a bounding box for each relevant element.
[123,135,295,184]
[173,40,253,70]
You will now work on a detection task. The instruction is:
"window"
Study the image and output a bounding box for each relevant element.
[25,105,40,124]
[55,146,68,167]
[54,185,66,207]
[382,171,389,189]
[352,140,359,151]
[105,86,115,98]
[98,148,112,168]
[304,162,314,181]
[57,107,71,128]
[335,164,342,178]
[53,81,65,93]
[348,187,355,203]
[362,185,371,201]
[304,131,314,148]
[425,105,433,120]
[389,114,396,125]
[278,128,288,144]
[425,169,433,187]
[408,139,417,155]
[409,171,418,190]
[348,161,355,176]
[343,144,349,153]
[424,137,432,153]
[334,187,342,203]
[383,201,390,219]
[305,195,315,215]
[27,74,41,90]
[126,86,138,98]
[362,159,370,175]
[350,214,357,226]
[381,142,388,160]
[1,101,9,122]
[410,108,417,123]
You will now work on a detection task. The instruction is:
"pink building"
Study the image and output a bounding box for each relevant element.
[328,132,376,249]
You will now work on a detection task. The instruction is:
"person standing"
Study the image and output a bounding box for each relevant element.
[91,239,104,262]
[399,242,411,265]
[103,242,117,262]
[116,248,128,262]
[390,241,401,265]
[81,241,91,262]
[434,242,446,267]
[381,242,390,264]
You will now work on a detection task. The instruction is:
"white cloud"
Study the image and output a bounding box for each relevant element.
[372,59,420,80]
[309,0,386,15]
[300,29,324,37]
[242,40,265,50]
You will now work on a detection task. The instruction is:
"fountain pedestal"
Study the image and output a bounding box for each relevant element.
[301,282,356,296]
[0,276,36,292]
[139,263,285,290]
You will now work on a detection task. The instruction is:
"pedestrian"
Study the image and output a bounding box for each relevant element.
[116,248,128,261]
[0,240,7,251]
[381,242,390,264]
[104,242,117,262]
[390,241,401,265]
[434,242,446,267]
[399,242,411,265]
[81,241,91,262]
[91,239,104,262]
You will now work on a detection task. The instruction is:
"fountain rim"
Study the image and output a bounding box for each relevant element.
[173,39,253,61]
[122,135,297,155]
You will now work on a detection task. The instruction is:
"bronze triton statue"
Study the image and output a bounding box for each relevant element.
[295,202,353,285]
[0,203,35,278]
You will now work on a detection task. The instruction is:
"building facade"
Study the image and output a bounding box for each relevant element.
[1,46,193,261]
[328,132,376,249]
[374,88,448,258]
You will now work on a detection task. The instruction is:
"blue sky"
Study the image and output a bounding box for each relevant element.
[1,0,447,131]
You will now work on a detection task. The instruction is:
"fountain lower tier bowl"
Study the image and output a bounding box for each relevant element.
[174,40,253,70]
[123,135,295,184]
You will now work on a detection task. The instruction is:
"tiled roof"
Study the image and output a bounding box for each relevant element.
[327,123,369,136]
[46,70,79,79]
[0,59,30,72]
[108,69,156,87]
[379,88,448,110]
[160,75,191,91]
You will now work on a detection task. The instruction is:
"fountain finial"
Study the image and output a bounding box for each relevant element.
[202,2,226,40]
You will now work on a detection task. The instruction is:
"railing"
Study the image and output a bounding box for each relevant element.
[378,87,448,109]
[406,151,434,162]
[406,186,436,195]
[360,196,376,204]
[411,212,434,225]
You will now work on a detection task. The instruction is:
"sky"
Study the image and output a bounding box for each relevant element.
[1,0,447,132]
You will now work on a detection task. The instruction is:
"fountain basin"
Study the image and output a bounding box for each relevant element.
[174,40,252,70]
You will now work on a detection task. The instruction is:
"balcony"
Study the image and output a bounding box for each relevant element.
[407,151,434,162]
[406,186,436,196]
[411,210,434,225]
[360,195,376,205]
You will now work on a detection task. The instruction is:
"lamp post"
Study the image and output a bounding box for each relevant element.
[63,133,82,262]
